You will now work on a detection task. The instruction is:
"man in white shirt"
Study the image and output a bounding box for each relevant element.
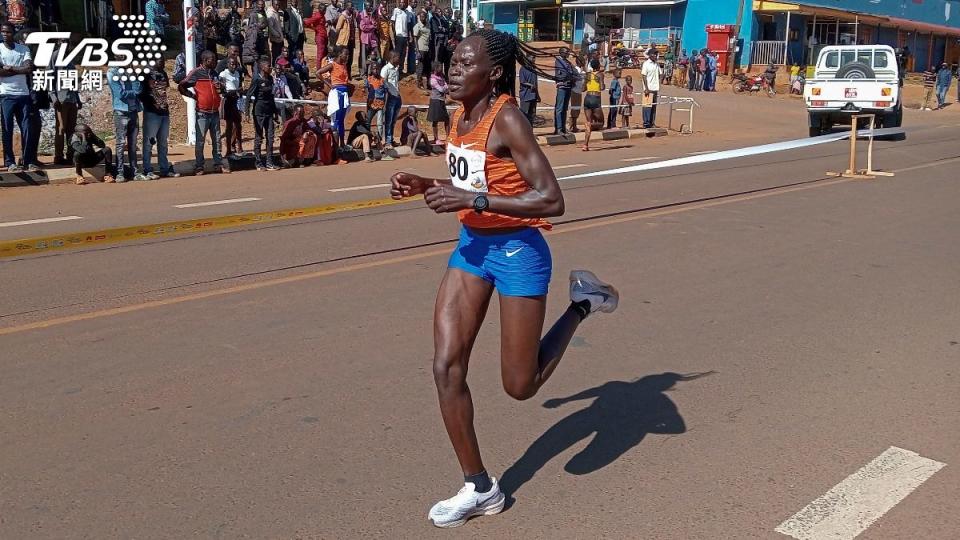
[0,22,35,172]
[640,48,661,129]
[391,0,410,74]
[380,51,402,146]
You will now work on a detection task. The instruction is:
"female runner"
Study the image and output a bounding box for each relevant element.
[390,29,620,528]
[582,58,605,151]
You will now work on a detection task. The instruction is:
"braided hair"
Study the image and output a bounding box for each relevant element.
[470,29,565,97]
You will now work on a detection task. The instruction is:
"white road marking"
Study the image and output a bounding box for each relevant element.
[621,156,661,162]
[0,216,83,228]
[553,164,588,170]
[328,183,391,192]
[687,150,718,155]
[559,127,901,181]
[775,446,946,540]
[174,198,262,208]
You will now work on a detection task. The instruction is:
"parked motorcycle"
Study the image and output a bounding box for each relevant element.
[732,72,776,97]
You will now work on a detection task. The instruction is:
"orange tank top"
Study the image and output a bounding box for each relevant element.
[447,94,551,230]
[331,62,349,87]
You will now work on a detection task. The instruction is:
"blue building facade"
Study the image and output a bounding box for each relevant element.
[478,0,960,72]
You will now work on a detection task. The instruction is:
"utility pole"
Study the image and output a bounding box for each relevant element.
[732,0,748,73]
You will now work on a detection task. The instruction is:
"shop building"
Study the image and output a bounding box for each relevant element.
[480,0,960,73]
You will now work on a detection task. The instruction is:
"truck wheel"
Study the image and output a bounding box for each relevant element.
[809,126,822,137]
[836,62,875,79]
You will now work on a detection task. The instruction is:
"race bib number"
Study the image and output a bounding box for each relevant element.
[446,142,487,193]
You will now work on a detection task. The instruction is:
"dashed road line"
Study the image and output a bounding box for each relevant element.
[621,156,661,162]
[0,216,83,228]
[328,183,392,192]
[553,164,588,170]
[687,150,718,155]
[775,446,946,540]
[174,198,262,208]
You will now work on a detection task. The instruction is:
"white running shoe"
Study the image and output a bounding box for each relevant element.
[570,270,620,314]
[428,479,505,528]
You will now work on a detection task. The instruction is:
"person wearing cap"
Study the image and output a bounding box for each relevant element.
[935,62,952,110]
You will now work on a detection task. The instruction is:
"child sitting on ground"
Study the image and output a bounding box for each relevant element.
[400,106,432,156]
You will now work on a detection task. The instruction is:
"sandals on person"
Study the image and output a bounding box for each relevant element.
[74,175,87,185]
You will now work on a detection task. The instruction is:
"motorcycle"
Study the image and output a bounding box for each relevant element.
[732,72,776,97]
[614,49,639,69]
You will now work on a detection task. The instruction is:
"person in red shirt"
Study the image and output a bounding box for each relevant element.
[304,0,328,70]
[178,50,230,175]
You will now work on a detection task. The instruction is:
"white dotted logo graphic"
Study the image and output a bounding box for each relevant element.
[110,14,167,82]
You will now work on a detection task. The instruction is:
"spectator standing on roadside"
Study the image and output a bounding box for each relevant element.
[569,55,585,133]
[201,2,220,55]
[366,62,387,147]
[178,50,230,176]
[640,48,661,129]
[921,65,936,111]
[697,49,708,91]
[553,46,574,136]
[245,57,280,170]
[676,49,688,87]
[219,56,244,156]
[335,2,357,78]
[107,65,145,182]
[405,0,418,76]
[359,2,379,77]
[607,69,622,129]
[317,46,353,149]
[0,22,35,173]
[707,51,718,91]
[141,57,179,179]
[266,0,285,63]
[391,0,411,75]
[377,2,394,61]
[216,43,249,77]
[381,50,402,146]
[518,58,539,126]
[619,74,634,128]
[430,4,449,78]
[145,0,170,39]
[935,62,951,110]
[285,1,305,54]
[304,0,328,70]
[70,124,114,185]
[427,63,449,144]
[273,57,295,123]
[225,1,244,47]
[326,0,342,51]
[413,11,431,89]
[49,55,80,166]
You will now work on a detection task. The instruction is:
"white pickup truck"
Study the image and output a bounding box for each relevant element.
[804,45,903,137]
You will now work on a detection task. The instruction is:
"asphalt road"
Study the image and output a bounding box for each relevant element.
[1,108,958,539]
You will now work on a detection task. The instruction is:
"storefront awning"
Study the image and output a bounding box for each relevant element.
[753,1,886,26]
[885,16,960,38]
[561,0,685,8]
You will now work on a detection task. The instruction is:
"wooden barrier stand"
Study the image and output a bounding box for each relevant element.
[826,114,896,179]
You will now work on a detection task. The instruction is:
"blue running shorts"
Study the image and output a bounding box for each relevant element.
[448,226,553,297]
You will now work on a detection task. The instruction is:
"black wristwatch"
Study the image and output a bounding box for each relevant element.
[472,194,489,214]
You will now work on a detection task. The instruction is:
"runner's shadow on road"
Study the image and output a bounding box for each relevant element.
[499,371,713,509]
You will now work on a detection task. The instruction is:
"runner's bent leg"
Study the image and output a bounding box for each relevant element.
[499,295,583,400]
[433,268,495,476]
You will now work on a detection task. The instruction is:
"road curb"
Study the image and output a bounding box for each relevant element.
[537,127,667,146]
